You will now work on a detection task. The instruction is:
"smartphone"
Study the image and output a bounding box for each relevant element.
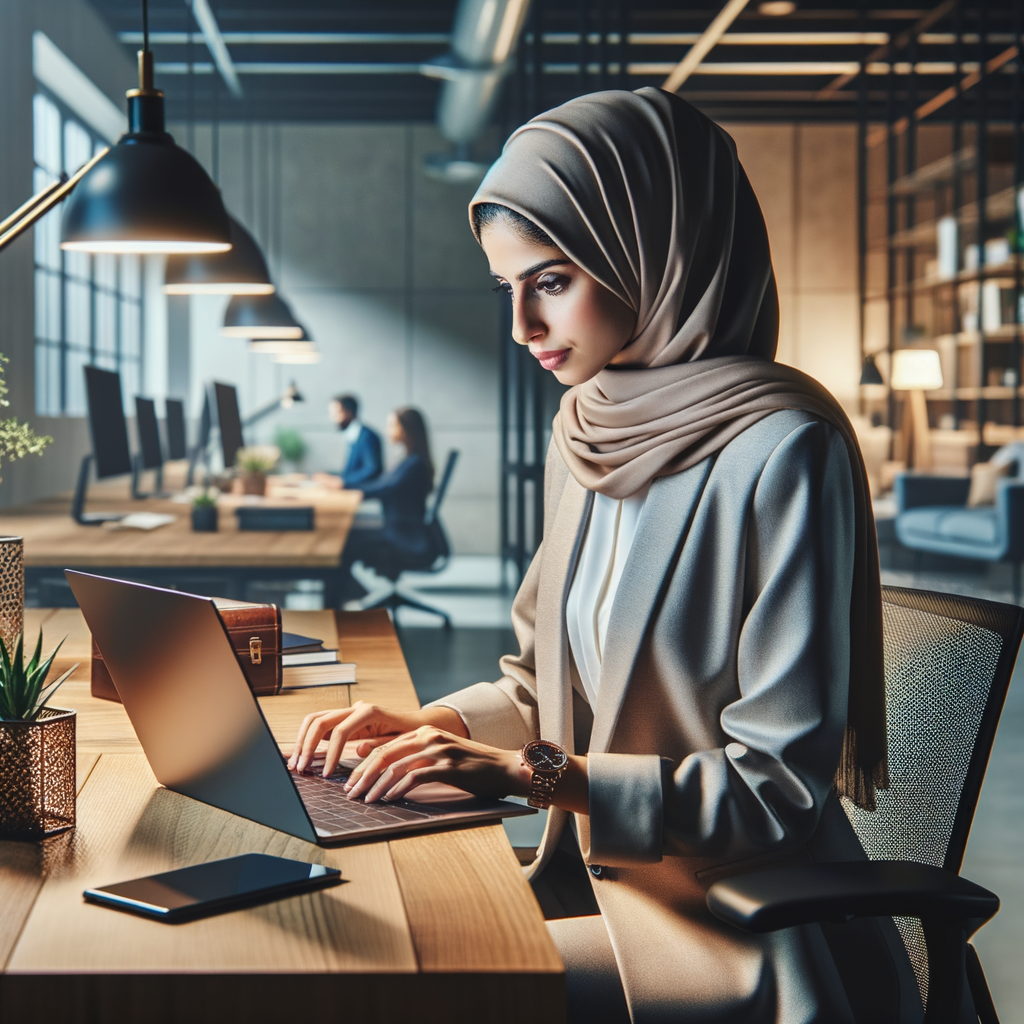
[84,853,342,922]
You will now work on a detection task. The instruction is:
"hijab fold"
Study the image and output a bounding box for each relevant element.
[472,88,887,810]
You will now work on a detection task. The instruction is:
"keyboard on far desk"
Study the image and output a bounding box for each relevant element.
[292,765,435,837]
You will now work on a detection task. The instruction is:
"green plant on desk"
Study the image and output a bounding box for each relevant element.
[236,446,279,474]
[0,353,52,485]
[192,490,218,509]
[275,427,307,468]
[0,631,71,721]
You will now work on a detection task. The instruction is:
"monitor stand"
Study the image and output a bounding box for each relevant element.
[131,456,170,499]
[71,455,126,526]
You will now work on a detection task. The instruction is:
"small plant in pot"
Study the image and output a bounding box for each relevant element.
[0,632,78,840]
[236,446,279,497]
[191,490,219,532]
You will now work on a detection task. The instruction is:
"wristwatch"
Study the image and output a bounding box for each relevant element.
[521,739,569,809]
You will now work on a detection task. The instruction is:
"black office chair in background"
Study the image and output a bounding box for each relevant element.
[362,450,459,628]
[707,586,1023,1024]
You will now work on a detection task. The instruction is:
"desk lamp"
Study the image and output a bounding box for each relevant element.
[242,383,306,429]
[0,0,230,255]
[890,349,943,471]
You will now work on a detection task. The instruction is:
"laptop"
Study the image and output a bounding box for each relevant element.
[66,571,535,845]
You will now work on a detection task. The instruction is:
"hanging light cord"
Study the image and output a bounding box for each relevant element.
[142,0,149,53]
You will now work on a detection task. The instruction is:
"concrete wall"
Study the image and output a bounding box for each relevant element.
[0,0,134,506]
[729,123,860,413]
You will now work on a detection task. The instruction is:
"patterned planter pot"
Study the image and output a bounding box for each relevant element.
[0,708,76,840]
[0,536,24,655]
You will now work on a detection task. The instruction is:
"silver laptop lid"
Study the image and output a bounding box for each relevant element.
[66,571,318,844]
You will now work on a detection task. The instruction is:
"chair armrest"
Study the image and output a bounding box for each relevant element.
[706,860,998,933]
[998,481,1024,561]
[895,473,971,512]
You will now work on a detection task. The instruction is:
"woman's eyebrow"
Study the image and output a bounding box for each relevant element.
[488,258,572,282]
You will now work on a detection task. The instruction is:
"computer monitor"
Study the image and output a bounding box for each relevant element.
[135,397,164,470]
[74,367,132,524]
[214,382,245,469]
[164,399,188,461]
[85,367,132,479]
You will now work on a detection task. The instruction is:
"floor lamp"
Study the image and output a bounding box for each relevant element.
[890,349,944,471]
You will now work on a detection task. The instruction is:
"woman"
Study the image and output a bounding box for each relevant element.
[337,407,434,601]
[292,89,917,1022]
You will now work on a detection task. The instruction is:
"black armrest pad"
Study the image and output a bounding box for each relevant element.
[895,473,971,511]
[706,861,998,933]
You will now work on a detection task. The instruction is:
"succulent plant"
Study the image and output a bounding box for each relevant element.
[191,489,218,508]
[236,445,279,473]
[0,631,75,722]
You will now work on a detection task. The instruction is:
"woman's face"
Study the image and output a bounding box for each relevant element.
[480,221,637,387]
[386,412,405,446]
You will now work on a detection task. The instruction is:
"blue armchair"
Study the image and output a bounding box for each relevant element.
[894,458,1024,598]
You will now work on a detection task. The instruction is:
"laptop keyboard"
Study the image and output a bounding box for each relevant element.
[291,761,438,836]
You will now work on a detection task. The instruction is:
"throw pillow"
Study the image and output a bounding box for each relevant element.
[967,460,1011,507]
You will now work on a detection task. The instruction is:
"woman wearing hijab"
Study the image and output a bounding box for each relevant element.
[290,89,916,1023]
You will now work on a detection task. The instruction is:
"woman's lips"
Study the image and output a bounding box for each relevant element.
[534,349,570,371]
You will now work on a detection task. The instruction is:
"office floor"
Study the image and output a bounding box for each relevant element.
[394,553,1024,1022]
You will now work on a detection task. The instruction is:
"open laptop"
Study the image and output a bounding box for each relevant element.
[66,571,535,845]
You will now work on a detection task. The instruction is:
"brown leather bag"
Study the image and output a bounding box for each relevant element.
[91,597,283,702]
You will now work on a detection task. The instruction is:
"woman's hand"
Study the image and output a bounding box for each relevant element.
[312,472,343,490]
[288,701,468,776]
[343,726,530,804]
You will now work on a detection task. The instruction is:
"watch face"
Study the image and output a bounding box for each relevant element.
[525,741,568,773]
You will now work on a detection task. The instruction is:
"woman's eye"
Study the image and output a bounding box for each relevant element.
[492,282,513,298]
[536,274,568,295]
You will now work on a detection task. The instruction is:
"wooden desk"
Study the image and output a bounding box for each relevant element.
[0,475,363,603]
[0,610,563,1024]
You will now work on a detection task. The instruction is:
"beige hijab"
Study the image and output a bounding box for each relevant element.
[472,88,887,810]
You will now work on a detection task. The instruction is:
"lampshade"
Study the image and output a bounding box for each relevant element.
[248,339,316,355]
[890,349,944,391]
[61,52,231,255]
[859,354,884,387]
[223,295,304,339]
[274,350,322,365]
[164,217,274,295]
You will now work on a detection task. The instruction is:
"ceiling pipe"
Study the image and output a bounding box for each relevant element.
[422,0,532,182]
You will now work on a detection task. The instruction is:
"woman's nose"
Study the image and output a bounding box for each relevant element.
[511,295,545,347]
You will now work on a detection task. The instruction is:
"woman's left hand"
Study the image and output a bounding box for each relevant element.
[344,726,529,804]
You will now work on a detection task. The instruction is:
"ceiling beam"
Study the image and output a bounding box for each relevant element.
[662,0,754,93]
[188,0,243,98]
[817,0,955,98]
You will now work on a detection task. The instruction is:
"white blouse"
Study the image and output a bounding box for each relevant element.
[566,483,650,707]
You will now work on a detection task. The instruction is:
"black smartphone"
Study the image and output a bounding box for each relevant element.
[83,853,343,923]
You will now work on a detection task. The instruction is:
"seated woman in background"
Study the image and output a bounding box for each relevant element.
[337,406,434,602]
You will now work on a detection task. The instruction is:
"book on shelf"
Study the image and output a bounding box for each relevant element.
[282,662,357,689]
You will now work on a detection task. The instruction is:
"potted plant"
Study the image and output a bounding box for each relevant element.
[0,353,52,653]
[235,446,279,496]
[191,490,219,532]
[274,428,307,471]
[0,631,77,840]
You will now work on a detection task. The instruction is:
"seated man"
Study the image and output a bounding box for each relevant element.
[319,394,383,489]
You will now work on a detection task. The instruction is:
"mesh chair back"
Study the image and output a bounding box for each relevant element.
[842,586,1023,1001]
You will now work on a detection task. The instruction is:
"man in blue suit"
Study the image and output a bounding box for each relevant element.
[332,395,382,487]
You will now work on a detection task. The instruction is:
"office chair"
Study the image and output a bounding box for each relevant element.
[707,586,1023,1024]
[361,450,459,627]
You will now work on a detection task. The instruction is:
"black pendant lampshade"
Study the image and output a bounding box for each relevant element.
[222,294,304,339]
[859,354,885,387]
[164,217,274,295]
[61,51,231,254]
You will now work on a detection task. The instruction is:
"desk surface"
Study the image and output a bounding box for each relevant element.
[0,609,562,1024]
[0,474,362,569]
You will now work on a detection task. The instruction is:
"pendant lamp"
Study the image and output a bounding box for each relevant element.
[61,47,230,254]
[247,338,316,355]
[274,350,321,365]
[223,294,304,339]
[164,216,275,295]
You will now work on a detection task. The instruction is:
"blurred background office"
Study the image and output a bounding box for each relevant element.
[2,0,1024,1013]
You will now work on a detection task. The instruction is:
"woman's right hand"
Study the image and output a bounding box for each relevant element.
[288,701,468,777]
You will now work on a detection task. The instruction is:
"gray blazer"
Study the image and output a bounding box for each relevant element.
[432,410,921,1024]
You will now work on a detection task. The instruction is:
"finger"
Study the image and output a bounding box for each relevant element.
[384,764,447,802]
[355,735,395,757]
[345,734,425,798]
[362,752,435,803]
[289,710,324,768]
[297,709,349,772]
[308,705,374,774]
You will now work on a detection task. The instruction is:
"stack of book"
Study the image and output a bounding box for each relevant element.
[281,632,356,689]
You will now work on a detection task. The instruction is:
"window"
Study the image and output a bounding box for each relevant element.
[33,92,143,416]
